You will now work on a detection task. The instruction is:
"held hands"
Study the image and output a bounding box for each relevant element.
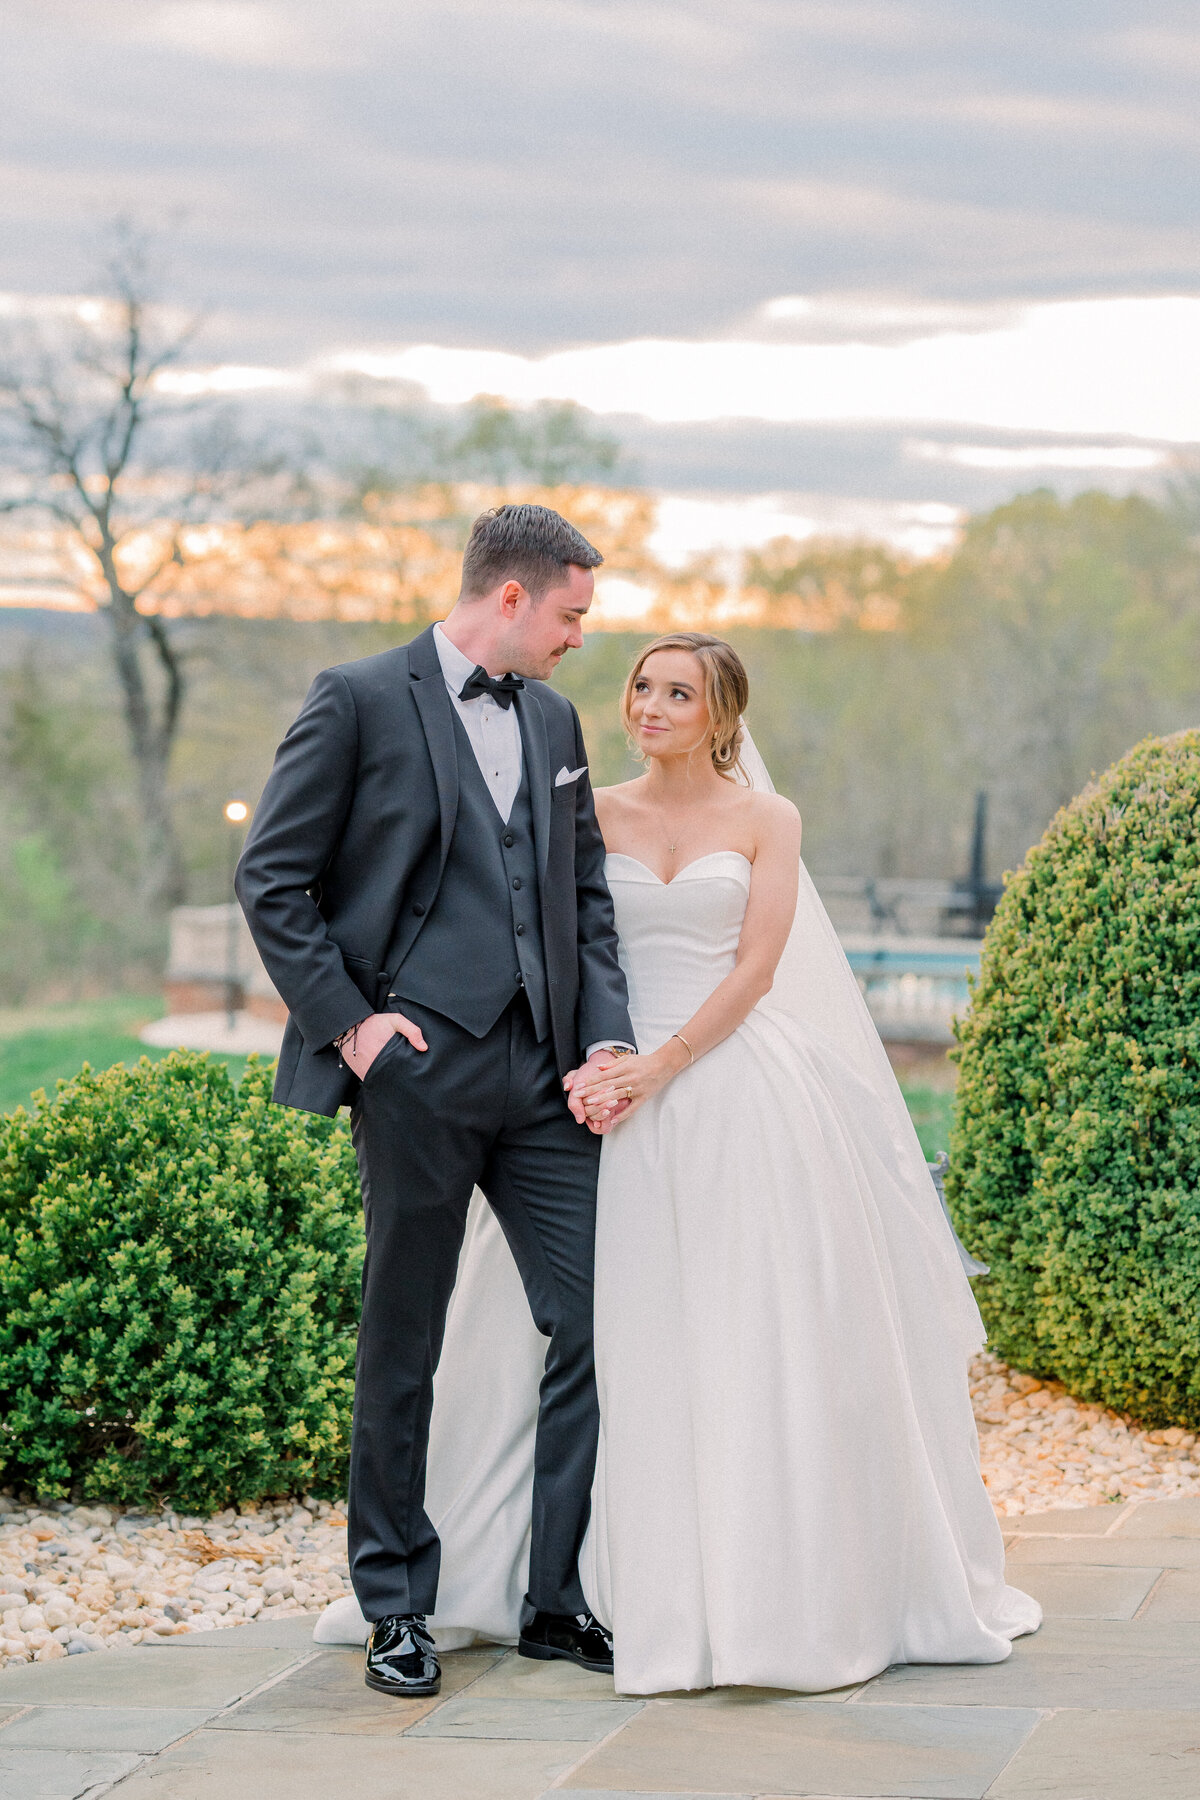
[568,1041,691,1130]
[563,1049,631,1134]
[337,1010,428,1080]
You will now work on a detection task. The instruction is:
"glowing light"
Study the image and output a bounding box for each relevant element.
[154,365,303,397]
[325,296,1200,440]
[907,441,1169,471]
[592,576,657,623]
[223,800,249,824]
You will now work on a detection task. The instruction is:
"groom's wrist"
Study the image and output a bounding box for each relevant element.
[584,1041,636,1063]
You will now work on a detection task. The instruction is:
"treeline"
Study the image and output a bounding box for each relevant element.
[2,486,1199,1003]
[744,487,1200,886]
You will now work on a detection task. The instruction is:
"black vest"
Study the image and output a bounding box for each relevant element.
[389,709,551,1041]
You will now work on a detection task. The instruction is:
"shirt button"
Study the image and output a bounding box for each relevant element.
[515,924,526,936]
[512,877,522,890]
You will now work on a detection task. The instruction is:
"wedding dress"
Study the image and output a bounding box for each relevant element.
[317,755,1041,1690]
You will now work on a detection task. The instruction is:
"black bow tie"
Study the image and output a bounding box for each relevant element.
[459,667,525,709]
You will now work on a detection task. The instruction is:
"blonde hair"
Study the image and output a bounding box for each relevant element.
[621,632,750,782]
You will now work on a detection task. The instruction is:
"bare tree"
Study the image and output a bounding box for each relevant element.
[0,226,252,908]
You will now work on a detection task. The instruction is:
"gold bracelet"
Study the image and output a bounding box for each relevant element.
[671,1031,695,1065]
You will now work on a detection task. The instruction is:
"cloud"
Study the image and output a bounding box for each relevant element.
[320,296,1200,441]
[4,0,1200,365]
[905,441,1169,472]
[140,3,335,69]
[1105,27,1200,79]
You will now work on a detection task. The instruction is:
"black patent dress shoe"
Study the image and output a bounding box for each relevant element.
[364,1613,441,1696]
[518,1608,614,1674]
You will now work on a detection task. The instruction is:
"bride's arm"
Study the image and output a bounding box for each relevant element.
[576,795,802,1126]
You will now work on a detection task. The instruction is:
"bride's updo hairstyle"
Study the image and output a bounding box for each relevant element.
[621,632,750,782]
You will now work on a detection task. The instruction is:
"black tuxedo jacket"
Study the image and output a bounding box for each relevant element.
[235,625,633,1116]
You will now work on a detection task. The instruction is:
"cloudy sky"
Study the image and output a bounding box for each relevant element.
[5,1,1200,535]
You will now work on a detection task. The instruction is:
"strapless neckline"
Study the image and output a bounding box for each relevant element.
[605,850,752,888]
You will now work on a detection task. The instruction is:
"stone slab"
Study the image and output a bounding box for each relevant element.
[0,1704,24,1728]
[559,1698,1039,1798]
[0,1705,212,1752]
[407,1693,641,1740]
[0,1746,141,1799]
[145,1617,322,1651]
[108,1728,581,1799]
[992,1616,1200,1656]
[860,1635,1200,1711]
[1112,1496,1200,1538]
[1007,1532,1200,1569]
[1005,1561,1160,1619]
[471,1650,619,1701]
[0,1646,301,1709]
[1005,1504,1127,1535]
[987,1707,1200,1798]
[211,1645,493,1734]
[664,1683,864,1708]
[545,1794,753,1799]
[1138,1569,1200,1622]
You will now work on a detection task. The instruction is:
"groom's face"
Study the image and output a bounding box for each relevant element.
[501,563,594,680]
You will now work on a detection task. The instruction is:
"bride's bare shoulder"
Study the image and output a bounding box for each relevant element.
[743,787,802,849]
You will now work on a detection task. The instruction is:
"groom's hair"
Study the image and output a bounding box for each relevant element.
[459,504,603,602]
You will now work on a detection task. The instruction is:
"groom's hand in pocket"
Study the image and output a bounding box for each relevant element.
[563,1049,631,1134]
[336,1010,428,1081]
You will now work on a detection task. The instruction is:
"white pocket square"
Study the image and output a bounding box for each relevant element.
[554,764,587,787]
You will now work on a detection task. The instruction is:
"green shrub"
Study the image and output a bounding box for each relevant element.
[0,1052,364,1510]
[948,730,1200,1426]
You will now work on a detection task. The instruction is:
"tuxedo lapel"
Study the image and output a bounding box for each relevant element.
[516,686,552,886]
[407,627,459,884]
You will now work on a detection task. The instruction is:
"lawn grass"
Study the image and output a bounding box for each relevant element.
[0,993,956,1152]
[902,1084,956,1160]
[0,995,250,1114]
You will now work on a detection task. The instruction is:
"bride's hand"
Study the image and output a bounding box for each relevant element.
[574,1042,691,1126]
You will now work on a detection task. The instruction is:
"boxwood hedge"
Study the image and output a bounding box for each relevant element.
[948,730,1200,1426]
[0,1052,364,1511]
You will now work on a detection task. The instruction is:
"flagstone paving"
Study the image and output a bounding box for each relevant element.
[4,1497,1200,1799]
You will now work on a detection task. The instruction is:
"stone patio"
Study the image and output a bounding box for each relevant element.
[4,1497,1200,1799]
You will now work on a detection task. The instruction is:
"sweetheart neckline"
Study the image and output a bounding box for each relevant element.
[604,849,753,888]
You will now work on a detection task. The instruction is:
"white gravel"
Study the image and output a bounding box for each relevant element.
[972,1351,1200,1515]
[0,1495,351,1667]
[4,1352,1199,1665]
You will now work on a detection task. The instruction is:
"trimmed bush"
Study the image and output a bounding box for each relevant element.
[948,730,1200,1426]
[0,1052,364,1510]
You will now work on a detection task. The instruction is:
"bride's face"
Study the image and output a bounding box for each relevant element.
[628,650,712,760]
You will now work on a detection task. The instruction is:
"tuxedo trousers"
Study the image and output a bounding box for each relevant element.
[348,994,602,1623]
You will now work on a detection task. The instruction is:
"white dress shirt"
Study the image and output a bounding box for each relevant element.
[430,624,631,1063]
[433,623,524,822]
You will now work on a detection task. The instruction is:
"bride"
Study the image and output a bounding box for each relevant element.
[318,630,1041,1694]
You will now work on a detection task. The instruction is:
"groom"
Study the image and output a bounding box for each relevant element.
[236,504,635,1697]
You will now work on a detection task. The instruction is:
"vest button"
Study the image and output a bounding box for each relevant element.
[502,832,515,847]
[511,877,522,890]
[515,923,526,936]
[412,902,425,916]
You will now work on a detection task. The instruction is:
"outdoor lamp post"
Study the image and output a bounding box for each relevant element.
[223,800,250,1030]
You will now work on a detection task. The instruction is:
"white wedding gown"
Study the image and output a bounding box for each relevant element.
[318,844,1040,1692]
